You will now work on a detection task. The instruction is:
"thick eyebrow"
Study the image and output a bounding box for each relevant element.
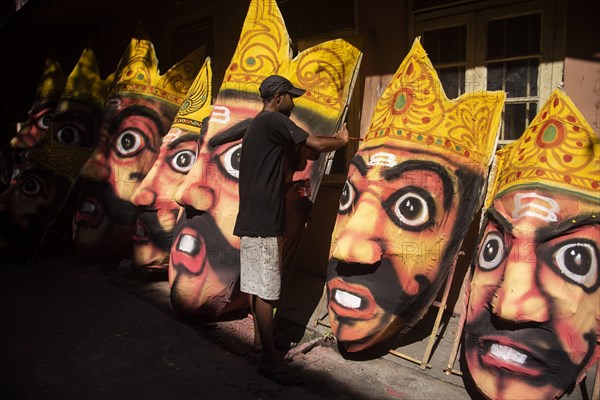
[166,133,200,150]
[30,100,57,115]
[349,156,368,176]
[52,111,95,137]
[486,208,514,235]
[208,118,253,148]
[381,160,454,212]
[108,105,163,135]
[535,213,600,242]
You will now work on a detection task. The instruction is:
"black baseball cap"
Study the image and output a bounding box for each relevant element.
[259,75,306,99]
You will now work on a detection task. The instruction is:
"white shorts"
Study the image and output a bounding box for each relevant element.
[240,236,282,301]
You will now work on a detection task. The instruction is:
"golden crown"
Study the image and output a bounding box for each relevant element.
[35,57,66,102]
[490,88,600,202]
[363,38,505,167]
[171,57,212,132]
[62,49,113,106]
[112,38,204,107]
[219,0,362,121]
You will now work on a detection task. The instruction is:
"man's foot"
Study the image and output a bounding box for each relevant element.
[257,365,303,386]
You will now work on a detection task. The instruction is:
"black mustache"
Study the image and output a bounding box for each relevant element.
[137,209,177,251]
[76,179,138,225]
[171,207,240,281]
[464,307,596,390]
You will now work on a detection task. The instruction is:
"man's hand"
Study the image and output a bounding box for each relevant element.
[334,122,349,145]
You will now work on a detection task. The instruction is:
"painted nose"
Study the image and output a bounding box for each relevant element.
[491,241,549,323]
[131,187,157,207]
[174,154,216,211]
[331,192,383,264]
[81,141,109,181]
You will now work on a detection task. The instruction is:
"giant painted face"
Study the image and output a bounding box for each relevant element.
[72,38,202,257]
[464,89,600,400]
[169,0,362,317]
[0,50,110,259]
[130,57,212,269]
[10,57,65,150]
[326,39,505,352]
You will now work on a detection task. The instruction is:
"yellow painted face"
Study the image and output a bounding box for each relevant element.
[130,127,201,268]
[327,140,484,350]
[73,95,179,257]
[465,188,600,400]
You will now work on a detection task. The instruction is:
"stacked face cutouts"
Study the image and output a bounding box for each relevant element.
[464,89,600,400]
[130,58,212,270]
[73,37,203,258]
[326,38,506,352]
[169,0,363,317]
[0,49,112,259]
[10,57,66,151]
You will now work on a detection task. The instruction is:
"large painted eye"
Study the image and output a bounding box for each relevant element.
[55,125,82,146]
[478,232,505,270]
[552,240,598,290]
[338,180,356,214]
[221,143,242,179]
[36,113,54,130]
[385,186,435,231]
[20,176,42,197]
[170,149,197,173]
[115,130,143,157]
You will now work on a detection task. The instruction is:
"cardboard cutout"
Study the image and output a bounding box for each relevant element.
[326,39,505,352]
[10,57,66,150]
[0,49,112,259]
[73,37,203,258]
[130,58,212,269]
[169,0,362,317]
[464,89,600,400]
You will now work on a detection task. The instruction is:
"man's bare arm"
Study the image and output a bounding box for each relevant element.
[304,122,349,153]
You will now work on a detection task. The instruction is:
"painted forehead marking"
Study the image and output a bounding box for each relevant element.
[512,192,560,222]
[367,152,397,168]
[163,128,183,144]
[211,105,231,125]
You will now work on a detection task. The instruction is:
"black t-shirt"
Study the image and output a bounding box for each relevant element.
[233,111,309,237]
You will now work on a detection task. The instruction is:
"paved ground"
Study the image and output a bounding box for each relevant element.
[0,238,596,399]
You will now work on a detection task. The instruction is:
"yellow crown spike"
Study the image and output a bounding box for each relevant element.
[278,39,362,121]
[62,48,112,106]
[36,57,66,101]
[490,88,600,202]
[220,0,290,97]
[171,57,212,132]
[112,37,204,107]
[363,38,505,167]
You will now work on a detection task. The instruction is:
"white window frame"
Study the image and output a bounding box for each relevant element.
[412,0,566,144]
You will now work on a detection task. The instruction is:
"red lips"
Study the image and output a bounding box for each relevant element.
[171,226,207,274]
[327,277,377,320]
[480,335,545,377]
[74,197,103,227]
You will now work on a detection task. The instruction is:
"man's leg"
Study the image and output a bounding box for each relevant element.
[249,294,262,351]
[253,295,283,369]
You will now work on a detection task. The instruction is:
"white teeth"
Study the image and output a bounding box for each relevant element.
[334,290,362,309]
[178,234,197,254]
[81,202,96,213]
[490,343,527,364]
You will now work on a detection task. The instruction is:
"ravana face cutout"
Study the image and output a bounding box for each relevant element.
[465,188,600,400]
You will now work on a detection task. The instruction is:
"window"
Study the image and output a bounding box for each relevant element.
[414,0,565,144]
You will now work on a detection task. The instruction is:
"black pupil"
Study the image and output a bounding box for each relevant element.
[23,179,38,193]
[122,133,135,150]
[564,246,591,276]
[399,197,422,220]
[176,152,192,167]
[59,127,76,143]
[231,148,241,170]
[42,115,53,126]
[483,239,500,262]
